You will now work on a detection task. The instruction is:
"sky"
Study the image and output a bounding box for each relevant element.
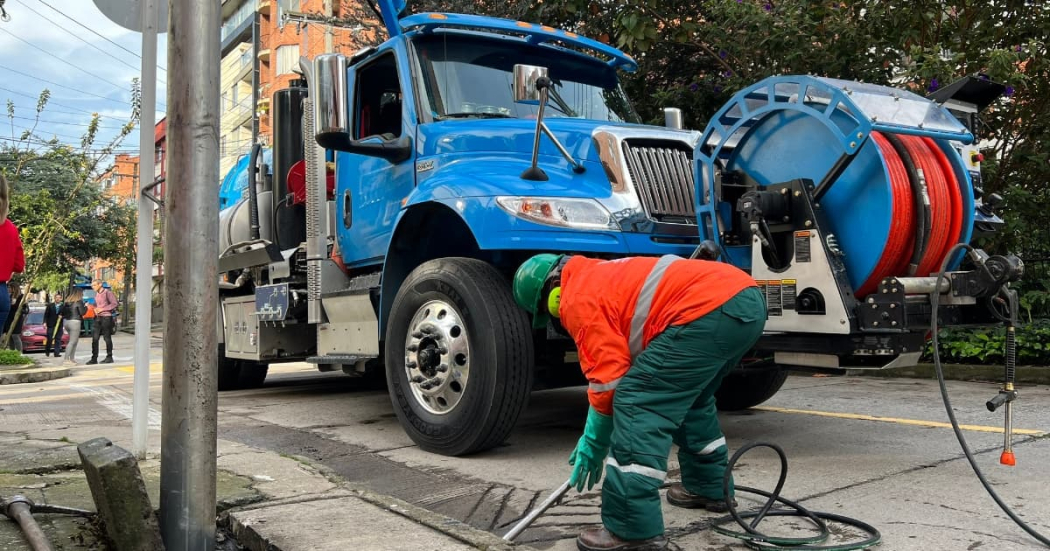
[0,0,168,161]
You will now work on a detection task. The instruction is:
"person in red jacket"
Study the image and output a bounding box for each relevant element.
[514,254,766,551]
[0,173,26,338]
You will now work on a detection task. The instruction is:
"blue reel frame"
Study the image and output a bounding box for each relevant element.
[695,75,975,283]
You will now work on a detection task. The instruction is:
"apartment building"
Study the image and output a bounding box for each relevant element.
[219,0,365,180]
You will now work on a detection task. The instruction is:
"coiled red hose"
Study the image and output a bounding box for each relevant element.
[856,132,965,296]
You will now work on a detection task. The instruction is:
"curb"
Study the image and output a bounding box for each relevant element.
[0,366,71,384]
[848,363,1050,385]
[222,453,533,551]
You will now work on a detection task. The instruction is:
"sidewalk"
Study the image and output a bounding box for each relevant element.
[0,364,70,385]
[849,362,1050,385]
[0,428,523,550]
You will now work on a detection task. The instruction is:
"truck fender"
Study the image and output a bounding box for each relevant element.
[378,200,482,334]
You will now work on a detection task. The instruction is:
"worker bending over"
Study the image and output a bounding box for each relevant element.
[513,254,766,551]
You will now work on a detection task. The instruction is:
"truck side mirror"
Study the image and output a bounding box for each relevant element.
[513,64,549,105]
[308,53,411,163]
[312,54,350,145]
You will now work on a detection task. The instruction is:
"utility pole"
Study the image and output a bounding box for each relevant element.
[160,0,220,548]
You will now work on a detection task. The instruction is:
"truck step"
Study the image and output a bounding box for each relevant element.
[305,354,377,365]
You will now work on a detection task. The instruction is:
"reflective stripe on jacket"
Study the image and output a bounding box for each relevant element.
[560,255,758,415]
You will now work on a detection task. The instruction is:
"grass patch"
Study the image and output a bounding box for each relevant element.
[0,349,33,366]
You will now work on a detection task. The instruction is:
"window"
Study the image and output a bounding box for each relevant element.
[221,0,257,42]
[414,34,638,123]
[278,0,301,11]
[354,54,402,140]
[232,85,240,109]
[222,91,229,111]
[221,136,228,156]
[277,0,301,27]
[275,45,300,76]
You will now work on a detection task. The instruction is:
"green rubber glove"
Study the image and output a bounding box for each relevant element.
[568,407,614,492]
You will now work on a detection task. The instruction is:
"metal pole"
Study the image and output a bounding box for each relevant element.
[131,0,157,458]
[160,0,220,548]
[2,496,53,551]
[502,479,572,541]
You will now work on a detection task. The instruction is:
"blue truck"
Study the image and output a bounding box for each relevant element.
[216,0,1013,455]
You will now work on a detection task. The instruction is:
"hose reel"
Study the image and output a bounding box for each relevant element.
[696,76,977,299]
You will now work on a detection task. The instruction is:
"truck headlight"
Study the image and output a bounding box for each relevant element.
[496,197,619,230]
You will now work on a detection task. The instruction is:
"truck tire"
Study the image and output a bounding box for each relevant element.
[217,345,270,391]
[715,367,788,411]
[385,258,534,456]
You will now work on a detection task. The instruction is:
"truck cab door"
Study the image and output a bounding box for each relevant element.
[336,49,415,267]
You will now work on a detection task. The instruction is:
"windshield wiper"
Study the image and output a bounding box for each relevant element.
[547,87,577,118]
[438,112,513,120]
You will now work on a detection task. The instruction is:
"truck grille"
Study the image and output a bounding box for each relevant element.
[622,141,696,224]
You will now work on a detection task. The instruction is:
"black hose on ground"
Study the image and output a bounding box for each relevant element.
[712,442,881,550]
[931,243,1050,548]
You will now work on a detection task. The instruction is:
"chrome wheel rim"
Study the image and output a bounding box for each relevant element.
[403,300,471,415]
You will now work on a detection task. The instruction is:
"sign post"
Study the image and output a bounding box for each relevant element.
[92,0,167,459]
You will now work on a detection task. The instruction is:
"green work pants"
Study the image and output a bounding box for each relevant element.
[602,287,767,540]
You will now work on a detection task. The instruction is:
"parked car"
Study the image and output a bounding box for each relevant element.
[21,306,70,353]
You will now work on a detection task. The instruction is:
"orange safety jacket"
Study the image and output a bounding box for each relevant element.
[560,255,758,415]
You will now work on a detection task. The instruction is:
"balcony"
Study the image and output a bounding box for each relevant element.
[227,105,252,130]
[258,48,271,62]
[256,96,270,115]
[258,0,271,15]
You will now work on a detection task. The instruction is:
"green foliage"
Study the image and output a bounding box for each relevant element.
[925,320,1050,365]
[0,349,33,366]
[528,0,1049,289]
[1,88,138,347]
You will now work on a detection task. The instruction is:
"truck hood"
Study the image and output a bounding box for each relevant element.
[416,118,689,164]
[410,118,704,236]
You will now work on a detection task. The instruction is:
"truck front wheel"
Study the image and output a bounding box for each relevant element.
[385,258,534,456]
[715,366,788,411]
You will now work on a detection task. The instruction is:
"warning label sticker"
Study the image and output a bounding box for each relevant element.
[757,280,780,316]
[795,231,811,263]
[757,279,798,316]
[782,279,797,310]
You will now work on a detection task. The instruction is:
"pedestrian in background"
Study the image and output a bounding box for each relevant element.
[44,291,65,357]
[87,279,117,364]
[3,283,28,352]
[82,301,95,336]
[0,172,26,337]
[514,254,766,551]
[61,289,86,365]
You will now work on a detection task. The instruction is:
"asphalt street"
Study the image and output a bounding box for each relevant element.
[3,331,1049,550]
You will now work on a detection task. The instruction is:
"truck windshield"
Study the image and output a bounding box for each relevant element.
[413,34,639,123]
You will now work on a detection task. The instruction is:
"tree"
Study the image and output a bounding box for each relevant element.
[1,86,140,346]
